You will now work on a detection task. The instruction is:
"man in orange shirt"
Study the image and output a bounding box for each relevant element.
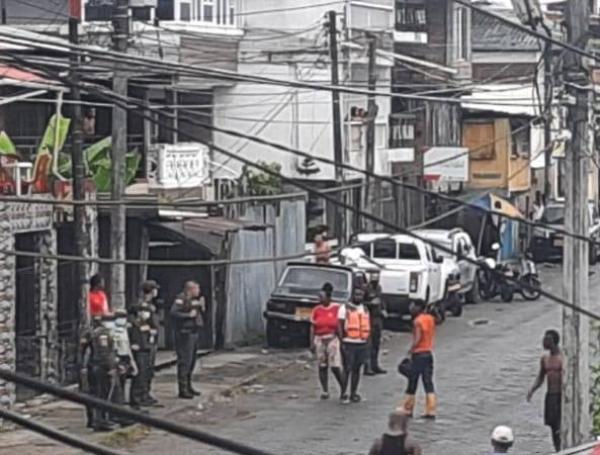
[401,301,436,419]
[88,274,111,317]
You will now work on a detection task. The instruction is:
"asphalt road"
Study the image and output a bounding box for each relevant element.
[133,265,592,455]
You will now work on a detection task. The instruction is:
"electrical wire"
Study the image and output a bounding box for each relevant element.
[0,369,276,455]
[0,407,127,455]
[6,55,600,324]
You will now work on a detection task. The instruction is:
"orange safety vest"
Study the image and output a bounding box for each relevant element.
[345,310,371,341]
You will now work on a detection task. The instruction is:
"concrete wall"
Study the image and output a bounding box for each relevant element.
[0,200,57,407]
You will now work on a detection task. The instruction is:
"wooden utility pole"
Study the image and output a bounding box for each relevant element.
[110,0,129,310]
[327,10,344,245]
[68,0,89,327]
[543,40,553,201]
[364,34,378,230]
[562,0,591,447]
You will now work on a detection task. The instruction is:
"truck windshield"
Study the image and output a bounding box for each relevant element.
[277,267,351,300]
[541,206,565,225]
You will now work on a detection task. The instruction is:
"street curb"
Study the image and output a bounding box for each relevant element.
[98,353,300,448]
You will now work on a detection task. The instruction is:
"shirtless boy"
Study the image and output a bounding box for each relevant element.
[527,329,563,452]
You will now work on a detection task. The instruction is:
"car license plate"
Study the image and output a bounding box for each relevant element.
[554,238,563,247]
[295,307,313,320]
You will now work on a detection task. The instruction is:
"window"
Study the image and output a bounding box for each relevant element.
[389,114,415,148]
[180,1,191,21]
[373,239,397,259]
[399,243,421,260]
[454,7,469,61]
[396,0,426,31]
[510,118,531,158]
[463,121,495,160]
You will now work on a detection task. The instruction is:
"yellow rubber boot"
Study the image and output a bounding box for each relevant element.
[423,393,437,419]
[399,394,415,417]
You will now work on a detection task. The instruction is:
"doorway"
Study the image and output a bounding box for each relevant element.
[15,232,42,401]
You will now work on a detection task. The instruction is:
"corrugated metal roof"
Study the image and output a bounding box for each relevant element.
[151,217,266,255]
[472,9,540,52]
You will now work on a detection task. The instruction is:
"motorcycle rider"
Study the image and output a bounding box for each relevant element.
[364,271,387,376]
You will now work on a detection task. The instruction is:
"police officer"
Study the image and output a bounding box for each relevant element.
[129,303,154,408]
[139,280,161,404]
[364,271,387,376]
[79,315,102,429]
[170,280,205,399]
[84,314,118,432]
[111,310,138,410]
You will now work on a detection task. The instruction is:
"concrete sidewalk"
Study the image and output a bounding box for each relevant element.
[0,347,308,454]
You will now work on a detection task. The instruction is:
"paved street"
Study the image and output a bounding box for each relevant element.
[131,266,591,455]
[0,265,597,455]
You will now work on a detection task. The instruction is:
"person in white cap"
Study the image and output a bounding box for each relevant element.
[490,426,514,454]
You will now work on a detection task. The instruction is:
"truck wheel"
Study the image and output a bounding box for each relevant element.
[266,320,282,348]
[465,279,479,304]
[449,294,464,317]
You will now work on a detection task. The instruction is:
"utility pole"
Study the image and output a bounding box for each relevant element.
[327,10,344,245]
[1,0,6,25]
[543,40,553,201]
[364,34,378,230]
[562,0,591,448]
[69,0,89,327]
[110,0,129,311]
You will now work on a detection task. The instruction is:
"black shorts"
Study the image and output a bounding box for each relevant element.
[343,342,368,370]
[544,393,561,429]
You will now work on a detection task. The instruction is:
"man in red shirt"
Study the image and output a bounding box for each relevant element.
[88,274,111,317]
[310,283,344,400]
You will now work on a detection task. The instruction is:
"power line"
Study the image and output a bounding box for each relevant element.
[0,369,276,455]
[0,407,127,455]
[10,56,600,325]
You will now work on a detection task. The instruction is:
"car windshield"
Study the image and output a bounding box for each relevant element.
[276,267,351,300]
[541,206,565,225]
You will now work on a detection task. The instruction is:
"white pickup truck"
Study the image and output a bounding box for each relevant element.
[350,233,445,318]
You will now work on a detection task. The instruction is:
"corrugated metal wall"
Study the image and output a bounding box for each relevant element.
[224,199,306,346]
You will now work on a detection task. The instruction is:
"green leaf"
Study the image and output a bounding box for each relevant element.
[84,137,112,168]
[93,166,112,192]
[40,114,71,155]
[125,151,141,185]
[0,132,17,156]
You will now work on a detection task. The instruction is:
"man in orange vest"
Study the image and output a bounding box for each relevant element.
[338,287,371,404]
[400,301,437,419]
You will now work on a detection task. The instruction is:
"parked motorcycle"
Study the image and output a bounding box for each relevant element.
[511,253,542,301]
[477,243,515,303]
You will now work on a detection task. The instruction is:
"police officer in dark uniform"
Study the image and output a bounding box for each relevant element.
[170,280,205,399]
[364,270,387,376]
[139,280,161,404]
[129,303,154,408]
[79,315,102,429]
[82,314,118,431]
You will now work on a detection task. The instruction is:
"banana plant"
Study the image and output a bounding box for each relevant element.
[0,131,17,157]
[58,136,140,192]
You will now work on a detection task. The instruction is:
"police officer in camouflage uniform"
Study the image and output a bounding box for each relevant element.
[170,280,206,399]
[111,310,138,415]
[129,303,154,408]
[81,314,118,432]
[79,315,102,429]
[139,280,161,404]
